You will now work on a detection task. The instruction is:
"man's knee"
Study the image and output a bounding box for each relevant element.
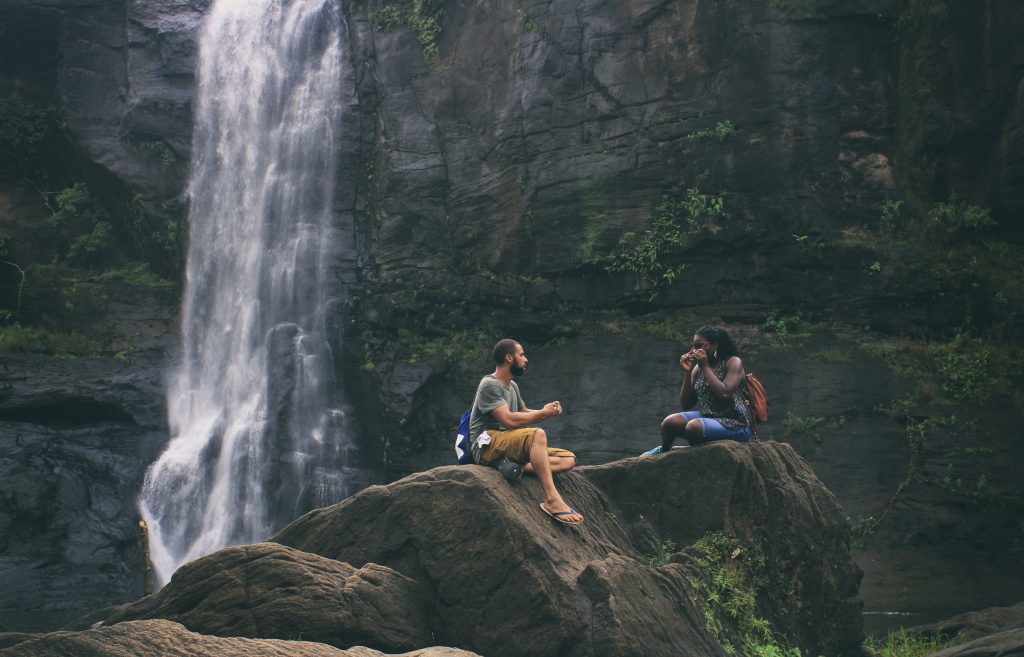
[533,428,548,447]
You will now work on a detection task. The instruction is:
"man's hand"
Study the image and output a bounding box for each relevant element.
[543,401,563,418]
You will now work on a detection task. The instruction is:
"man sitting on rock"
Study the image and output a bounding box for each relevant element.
[469,339,583,524]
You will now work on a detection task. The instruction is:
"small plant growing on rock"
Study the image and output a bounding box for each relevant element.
[647,539,677,567]
[780,413,825,440]
[928,193,995,243]
[607,187,725,298]
[863,627,965,657]
[687,120,736,144]
[761,310,809,341]
[135,140,177,170]
[371,0,445,61]
[879,199,904,235]
[0,93,52,178]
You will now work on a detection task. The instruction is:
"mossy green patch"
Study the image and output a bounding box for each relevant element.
[0,323,102,358]
[689,531,800,657]
[686,120,736,144]
[371,0,445,61]
[95,262,176,288]
[0,93,53,179]
[780,412,825,440]
[606,187,726,298]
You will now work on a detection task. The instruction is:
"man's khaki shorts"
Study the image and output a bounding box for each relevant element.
[479,427,576,466]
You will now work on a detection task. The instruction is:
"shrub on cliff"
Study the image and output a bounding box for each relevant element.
[0,93,52,180]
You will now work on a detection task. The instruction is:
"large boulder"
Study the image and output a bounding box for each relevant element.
[910,601,1024,642]
[927,629,1024,657]
[273,441,863,657]
[0,619,480,657]
[103,542,432,652]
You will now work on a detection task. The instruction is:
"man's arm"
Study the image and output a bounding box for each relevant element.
[492,401,562,429]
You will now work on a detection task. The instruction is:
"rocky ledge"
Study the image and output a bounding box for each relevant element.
[907,602,1024,657]
[2,441,862,657]
[0,619,480,657]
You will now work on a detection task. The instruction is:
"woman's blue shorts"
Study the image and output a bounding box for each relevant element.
[679,410,753,443]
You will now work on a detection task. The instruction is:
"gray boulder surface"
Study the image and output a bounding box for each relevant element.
[103,542,433,653]
[926,629,1024,657]
[911,601,1024,641]
[0,619,481,657]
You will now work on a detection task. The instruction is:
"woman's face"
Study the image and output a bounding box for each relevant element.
[692,335,715,356]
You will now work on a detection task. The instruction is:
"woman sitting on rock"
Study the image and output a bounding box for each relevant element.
[643,325,757,455]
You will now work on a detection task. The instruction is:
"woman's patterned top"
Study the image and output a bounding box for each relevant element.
[694,359,758,438]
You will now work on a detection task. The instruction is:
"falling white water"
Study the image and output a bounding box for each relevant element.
[140,0,351,586]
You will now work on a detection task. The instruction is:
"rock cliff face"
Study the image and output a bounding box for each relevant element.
[1,0,1022,630]
[0,352,171,631]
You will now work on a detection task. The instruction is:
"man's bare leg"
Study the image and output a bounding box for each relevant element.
[523,454,576,474]
[531,429,583,522]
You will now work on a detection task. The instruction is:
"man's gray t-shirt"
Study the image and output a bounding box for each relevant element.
[469,374,526,463]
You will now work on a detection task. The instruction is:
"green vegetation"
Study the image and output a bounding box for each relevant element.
[400,327,492,368]
[779,412,825,439]
[879,199,904,234]
[607,187,726,296]
[863,328,1019,408]
[858,192,1024,350]
[814,348,852,365]
[0,323,102,358]
[0,93,52,178]
[134,140,177,170]
[850,412,957,546]
[514,7,539,34]
[67,220,114,265]
[95,262,175,287]
[761,310,810,342]
[864,628,965,657]
[687,120,736,144]
[41,183,114,266]
[689,532,799,657]
[647,539,677,567]
[372,0,445,60]
[128,195,188,268]
[882,193,995,244]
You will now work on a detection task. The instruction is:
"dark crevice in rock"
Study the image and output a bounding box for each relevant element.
[0,398,138,428]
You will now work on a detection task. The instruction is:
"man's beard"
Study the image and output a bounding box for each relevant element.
[511,363,526,377]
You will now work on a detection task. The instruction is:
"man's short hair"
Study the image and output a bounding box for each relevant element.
[493,339,520,365]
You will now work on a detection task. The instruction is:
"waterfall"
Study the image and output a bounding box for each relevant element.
[140,0,351,586]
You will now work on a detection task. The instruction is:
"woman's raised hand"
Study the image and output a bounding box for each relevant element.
[680,351,697,372]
